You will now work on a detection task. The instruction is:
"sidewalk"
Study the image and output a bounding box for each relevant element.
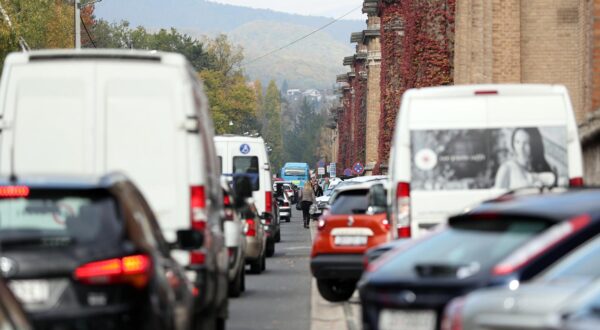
[309,221,362,330]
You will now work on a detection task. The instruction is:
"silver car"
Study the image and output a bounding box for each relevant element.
[444,234,600,330]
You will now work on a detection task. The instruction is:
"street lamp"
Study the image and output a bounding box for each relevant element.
[75,0,102,49]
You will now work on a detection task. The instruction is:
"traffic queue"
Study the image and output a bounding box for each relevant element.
[0,49,289,330]
[309,84,598,330]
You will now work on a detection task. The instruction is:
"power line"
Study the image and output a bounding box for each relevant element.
[80,15,96,48]
[241,5,362,67]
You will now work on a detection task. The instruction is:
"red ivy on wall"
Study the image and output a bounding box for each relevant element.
[375,0,455,174]
[337,88,354,170]
[353,59,367,166]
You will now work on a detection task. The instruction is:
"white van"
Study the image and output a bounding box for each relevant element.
[389,84,584,238]
[214,135,279,243]
[0,50,229,324]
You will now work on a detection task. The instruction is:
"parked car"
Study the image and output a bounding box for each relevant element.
[443,232,600,330]
[313,176,388,220]
[0,278,32,330]
[389,84,584,240]
[273,181,293,222]
[363,239,411,269]
[0,173,199,329]
[215,135,279,255]
[311,182,392,302]
[221,178,246,297]
[359,188,600,330]
[233,177,267,274]
[0,49,229,327]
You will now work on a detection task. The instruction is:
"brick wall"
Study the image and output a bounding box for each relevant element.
[593,0,600,111]
[455,0,593,121]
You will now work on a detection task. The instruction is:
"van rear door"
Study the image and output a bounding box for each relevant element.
[98,62,187,240]
[1,61,96,175]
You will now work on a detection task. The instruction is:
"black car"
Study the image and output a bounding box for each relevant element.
[359,189,600,330]
[0,174,199,330]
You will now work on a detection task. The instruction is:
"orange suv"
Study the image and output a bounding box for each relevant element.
[310,181,393,302]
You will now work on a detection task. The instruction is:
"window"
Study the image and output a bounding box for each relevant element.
[0,189,123,249]
[284,168,307,176]
[330,190,369,214]
[233,156,259,191]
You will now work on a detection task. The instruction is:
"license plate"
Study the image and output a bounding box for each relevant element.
[334,235,367,246]
[379,309,436,330]
[9,280,50,304]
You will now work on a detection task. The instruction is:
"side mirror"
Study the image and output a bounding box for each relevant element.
[173,230,204,251]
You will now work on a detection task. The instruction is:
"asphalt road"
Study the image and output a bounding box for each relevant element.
[228,209,312,330]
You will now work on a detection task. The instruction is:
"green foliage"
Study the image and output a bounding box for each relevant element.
[262,80,283,171]
[91,20,214,72]
[283,97,326,167]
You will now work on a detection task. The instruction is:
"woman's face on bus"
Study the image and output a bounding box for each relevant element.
[513,129,531,166]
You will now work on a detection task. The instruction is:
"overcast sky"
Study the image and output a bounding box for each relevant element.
[208,0,365,20]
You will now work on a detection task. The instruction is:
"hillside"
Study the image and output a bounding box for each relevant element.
[229,21,350,90]
[94,0,363,44]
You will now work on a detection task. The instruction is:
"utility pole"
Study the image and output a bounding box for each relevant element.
[74,0,81,49]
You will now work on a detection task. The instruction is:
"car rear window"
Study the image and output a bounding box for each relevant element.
[233,156,260,191]
[378,219,550,278]
[540,234,600,281]
[330,190,369,214]
[0,189,123,249]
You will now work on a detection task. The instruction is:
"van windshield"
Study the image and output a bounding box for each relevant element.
[284,168,306,176]
[233,156,260,191]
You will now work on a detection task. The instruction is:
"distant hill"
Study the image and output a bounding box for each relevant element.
[94,0,363,45]
[94,0,360,89]
[229,21,349,90]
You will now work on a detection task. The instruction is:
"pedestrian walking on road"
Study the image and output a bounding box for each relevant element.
[300,183,315,229]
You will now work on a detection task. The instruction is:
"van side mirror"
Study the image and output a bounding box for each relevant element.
[173,230,204,250]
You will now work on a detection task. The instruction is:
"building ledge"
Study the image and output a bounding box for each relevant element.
[343,56,355,66]
[579,108,600,146]
[350,32,363,43]
[336,74,349,83]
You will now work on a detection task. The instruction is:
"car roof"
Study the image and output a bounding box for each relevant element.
[345,175,387,183]
[334,180,388,193]
[0,173,128,189]
[6,49,187,67]
[454,189,600,223]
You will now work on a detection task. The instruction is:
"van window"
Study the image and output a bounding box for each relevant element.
[233,156,259,191]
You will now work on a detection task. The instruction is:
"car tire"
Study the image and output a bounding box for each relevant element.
[249,258,262,274]
[197,314,216,330]
[261,253,266,271]
[316,279,356,302]
[229,267,243,298]
[275,230,281,242]
[216,317,226,330]
[241,267,246,292]
[266,240,275,257]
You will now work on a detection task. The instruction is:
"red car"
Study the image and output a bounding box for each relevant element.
[310,181,393,302]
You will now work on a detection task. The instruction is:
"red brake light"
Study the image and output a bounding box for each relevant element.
[265,191,272,213]
[569,177,584,187]
[382,219,390,231]
[397,182,410,198]
[74,254,151,289]
[474,90,498,95]
[0,186,30,198]
[245,218,256,237]
[190,252,206,265]
[492,214,591,275]
[397,226,411,238]
[191,186,207,230]
[223,193,231,206]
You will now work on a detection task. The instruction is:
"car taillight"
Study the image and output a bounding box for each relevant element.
[190,252,206,265]
[492,214,591,275]
[441,296,465,330]
[317,218,326,231]
[265,191,272,213]
[223,194,231,206]
[283,202,289,207]
[245,218,256,236]
[395,182,411,238]
[190,186,207,231]
[569,177,584,187]
[0,186,30,198]
[74,254,151,289]
[382,219,390,231]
